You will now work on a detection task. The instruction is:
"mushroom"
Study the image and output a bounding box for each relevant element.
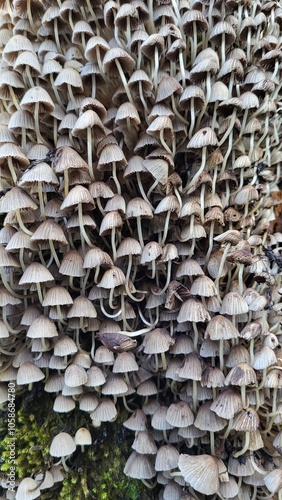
[49,432,76,472]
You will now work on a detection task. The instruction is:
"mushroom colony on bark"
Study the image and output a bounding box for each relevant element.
[0,0,282,499]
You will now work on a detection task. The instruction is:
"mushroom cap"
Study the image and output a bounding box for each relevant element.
[49,432,76,457]
[19,262,54,284]
[74,427,92,446]
[15,478,41,500]
[178,454,219,495]
[124,451,156,479]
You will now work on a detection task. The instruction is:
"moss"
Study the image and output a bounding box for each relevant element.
[0,388,156,499]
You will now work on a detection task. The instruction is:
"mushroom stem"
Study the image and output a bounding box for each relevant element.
[48,239,61,268]
[115,59,134,105]
[8,85,20,110]
[7,157,18,184]
[136,216,144,249]
[153,46,159,89]
[184,146,207,192]
[159,128,173,156]
[36,283,44,305]
[219,109,237,147]
[205,221,215,267]
[111,161,121,195]
[15,209,33,235]
[138,80,149,119]
[233,431,250,458]
[214,243,231,294]
[34,102,50,147]
[161,211,171,245]
[37,181,46,220]
[136,172,153,208]
[152,260,172,295]
[99,298,121,318]
[210,431,215,456]
[78,202,94,249]
[192,379,198,413]
[87,127,95,181]
[171,94,188,125]
[0,271,22,298]
[118,327,153,337]
[61,456,69,472]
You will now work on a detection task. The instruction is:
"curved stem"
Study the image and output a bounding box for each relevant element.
[115,59,134,105]
[15,209,33,235]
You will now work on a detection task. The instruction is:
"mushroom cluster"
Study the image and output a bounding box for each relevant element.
[0,0,282,499]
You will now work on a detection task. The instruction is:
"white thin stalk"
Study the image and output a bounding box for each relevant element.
[87,127,94,181]
[115,59,134,105]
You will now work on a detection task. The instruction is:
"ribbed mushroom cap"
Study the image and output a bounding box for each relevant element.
[175,258,204,277]
[64,364,87,387]
[3,34,35,63]
[79,392,99,413]
[94,346,114,365]
[19,262,54,284]
[83,247,113,269]
[30,219,68,245]
[264,469,282,494]
[17,362,45,385]
[20,86,54,113]
[210,388,243,419]
[228,455,254,477]
[194,401,227,431]
[166,401,194,428]
[113,352,139,373]
[97,266,126,288]
[61,185,94,209]
[177,353,202,381]
[42,286,73,307]
[143,328,175,354]
[232,407,260,432]
[53,336,78,357]
[74,428,92,446]
[124,451,155,479]
[103,47,135,76]
[201,366,225,388]
[178,454,219,495]
[101,373,128,395]
[90,397,117,422]
[132,430,158,455]
[224,362,257,387]
[0,186,37,212]
[133,374,156,395]
[155,444,179,471]
[44,374,64,393]
[177,298,211,323]
[59,250,84,277]
[49,432,76,457]
[52,146,89,172]
[116,237,142,258]
[15,478,41,500]
[205,315,239,340]
[190,275,218,297]
[27,316,58,339]
[252,346,277,370]
[220,292,249,316]
[225,345,250,368]
[99,210,123,236]
[0,245,20,267]
[123,409,147,431]
[67,296,97,318]
[85,366,106,388]
[18,162,59,186]
[182,10,209,35]
[53,395,75,413]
